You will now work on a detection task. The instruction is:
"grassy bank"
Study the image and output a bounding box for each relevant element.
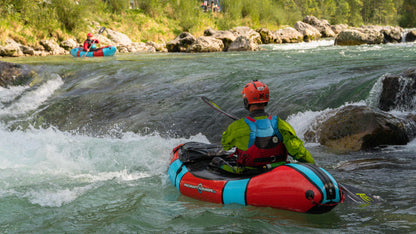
[0,0,414,48]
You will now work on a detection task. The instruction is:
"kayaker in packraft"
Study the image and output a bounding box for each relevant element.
[220,80,315,170]
[83,33,100,52]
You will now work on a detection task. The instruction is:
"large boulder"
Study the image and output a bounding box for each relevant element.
[118,42,156,53]
[227,36,260,52]
[256,28,282,44]
[166,32,196,52]
[335,28,384,46]
[20,45,35,56]
[378,67,416,111]
[381,26,403,43]
[275,27,303,43]
[303,16,336,37]
[188,36,224,52]
[204,28,236,50]
[0,61,34,87]
[106,29,133,46]
[60,39,78,50]
[304,105,411,152]
[0,39,24,57]
[294,21,321,42]
[405,30,416,42]
[331,24,349,34]
[229,27,262,44]
[40,39,66,55]
[145,41,167,52]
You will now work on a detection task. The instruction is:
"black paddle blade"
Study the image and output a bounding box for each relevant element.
[201,96,239,120]
[98,27,106,34]
[339,183,381,205]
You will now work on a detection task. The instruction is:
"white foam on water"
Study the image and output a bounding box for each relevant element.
[0,123,210,207]
[0,85,29,103]
[266,39,335,51]
[0,74,63,116]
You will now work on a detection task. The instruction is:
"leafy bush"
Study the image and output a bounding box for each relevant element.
[104,0,130,13]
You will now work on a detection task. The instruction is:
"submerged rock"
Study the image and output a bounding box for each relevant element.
[0,61,34,87]
[304,106,411,152]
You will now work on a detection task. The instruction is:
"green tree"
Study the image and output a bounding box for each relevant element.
[399,0,416,27]
[346,0,363,26]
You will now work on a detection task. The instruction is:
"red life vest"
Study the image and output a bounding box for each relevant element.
[236,115,288,167]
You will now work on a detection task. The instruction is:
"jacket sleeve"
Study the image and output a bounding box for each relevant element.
[221,118,250,151]
[277,118,315,164]
[83,41,89,51]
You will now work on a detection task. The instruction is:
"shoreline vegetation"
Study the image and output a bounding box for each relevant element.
[0,0,416,57]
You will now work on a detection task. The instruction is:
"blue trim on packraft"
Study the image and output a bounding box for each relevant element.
[167,159,188,191]
[222,179,250,205]
[288,164,342,203]
[244,115,283,148]
[319,167,341,202]
[70,46,117,57]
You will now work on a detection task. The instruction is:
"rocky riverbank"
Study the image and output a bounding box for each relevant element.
[1,16,416,57]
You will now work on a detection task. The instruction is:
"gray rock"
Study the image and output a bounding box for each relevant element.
[256,28,282,44]
[378,67,416,111]
[303,16,336,37]
[106,29,133,46]
[405,30,416,42]
[166,32,196,52]
[40,39,65,55]
[304,105,411,151]
[294,21,321,42]
[188,36,224,52]
[335,28,384,46]
[230,26,262,44]
[204,28,236,50]
[60,38,78,50]
[227,35,260,51]
[274,27,303,43]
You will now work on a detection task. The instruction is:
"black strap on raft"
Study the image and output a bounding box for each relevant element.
[253,155,286,163]
[302,164,336,200]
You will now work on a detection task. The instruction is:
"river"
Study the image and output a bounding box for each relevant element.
[1,40,416,233]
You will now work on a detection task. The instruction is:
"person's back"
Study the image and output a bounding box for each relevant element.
[221,80,315,168]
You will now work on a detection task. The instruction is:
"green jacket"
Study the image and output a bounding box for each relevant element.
[221,114,315,164]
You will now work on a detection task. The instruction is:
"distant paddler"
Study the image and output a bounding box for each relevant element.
[83,32,100,52]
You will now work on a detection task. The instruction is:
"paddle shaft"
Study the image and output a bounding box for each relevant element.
[200,96,379,205]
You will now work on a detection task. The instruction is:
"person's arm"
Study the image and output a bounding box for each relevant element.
[83,41,89,51]
[221,118,250,151]
[277,118,315,164]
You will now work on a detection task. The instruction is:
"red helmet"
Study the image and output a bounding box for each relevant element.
[87,33,93,37]
[242,80,269,110]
